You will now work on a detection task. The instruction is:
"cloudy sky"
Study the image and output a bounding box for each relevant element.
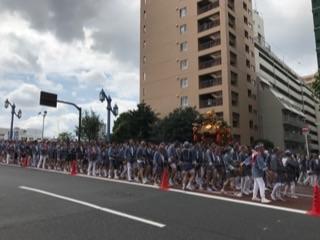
[0,0,317,137]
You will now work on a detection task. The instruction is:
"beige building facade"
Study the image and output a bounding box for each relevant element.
[140,0,258,145]
[302,73,317,89]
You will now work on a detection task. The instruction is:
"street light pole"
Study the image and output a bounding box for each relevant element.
[99,89,119,142]
[38,110,47,140]
[4,99,22,140]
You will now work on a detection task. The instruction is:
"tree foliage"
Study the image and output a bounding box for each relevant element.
[112,103,158,142]
[75,110,104,141]
[154,107,201,143]
[58,132,73,142]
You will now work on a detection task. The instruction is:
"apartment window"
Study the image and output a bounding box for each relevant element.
[199,71,222,89]
[245,30,249,39]
[245,44,249,53]
[231,71,238,86]
[198,0,220,14]
[143,56,146,64]
[180,7,187,18]
[228,13,236,29]
[248,105,252,113]
[249,120,253,129]
[231,91,239,106]
[180,96,189,107]
[198,13,220,32]
[143,72,146,81]
[199,51,221,69]
[243,2,247,10]
[246,59,250,68]
[232,112,240,128]
[248,89,252,97]
[180,59,188,70]
[230,51,237,66]
[198,31,221,51]
[180,41,188,52]
[244,16,248,25]
[247,74,251,83]
[250,137,254,145]
[228,0,235,10]
[144,10,147,19]
[180,24,187,33]
[229,32,236,48]
[143,25,147,33]
[143,40,146,48]
[199,91,223,108]
[180,78,188,88]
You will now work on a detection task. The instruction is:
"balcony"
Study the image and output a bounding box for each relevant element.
[283,116,304,128]
[198,0,219,15]
[282,110,305,128]
[198,13,220,33]
[284,132,305,143]
[199,91,223,108]
[199,52,221,70]
[199,71,222,89]
[198,32,221,51]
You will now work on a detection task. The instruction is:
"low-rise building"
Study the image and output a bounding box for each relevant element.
[0,127,42,141]
[254,11,320,153]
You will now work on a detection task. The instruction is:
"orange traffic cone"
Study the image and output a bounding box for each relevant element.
[21,157,27,168]
[160,167,169,191]
[70,160,77,176]
[308,184,320,217]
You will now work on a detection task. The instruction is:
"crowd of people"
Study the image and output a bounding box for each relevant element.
[1,139,320,203]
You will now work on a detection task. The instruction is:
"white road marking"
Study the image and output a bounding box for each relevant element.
[19,186,166,228]
[168,188,308,215]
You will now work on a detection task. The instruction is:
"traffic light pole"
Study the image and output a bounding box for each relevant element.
[57,100,82,143]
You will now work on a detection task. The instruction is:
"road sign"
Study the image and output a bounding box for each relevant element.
[40,91,57,108]
[302,127,309,134]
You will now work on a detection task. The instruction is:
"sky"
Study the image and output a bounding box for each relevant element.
[0,0,317,138]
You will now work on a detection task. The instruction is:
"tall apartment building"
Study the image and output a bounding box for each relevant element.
[311,0,320,69]
[254,11,320,153]
[140,0,258,145]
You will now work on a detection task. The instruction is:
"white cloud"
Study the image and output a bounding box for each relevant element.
[0,9,139,137]
[5,83,40,109]
[255,0,317,75]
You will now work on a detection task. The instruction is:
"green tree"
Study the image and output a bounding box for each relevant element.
[112,112,134,142]
[312,72,320,99]
[75,110,104,141]
[58,132,73,142]
[155,107,201,142]
[112,103,158,142]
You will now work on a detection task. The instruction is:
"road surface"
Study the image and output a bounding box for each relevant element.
[0,165,319,240]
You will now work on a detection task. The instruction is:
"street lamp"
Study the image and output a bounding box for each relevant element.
[99,88,119,142]
[4,99,22,140]
[38,110,47,139]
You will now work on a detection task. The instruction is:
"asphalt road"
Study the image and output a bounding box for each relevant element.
[1,165,319,240]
